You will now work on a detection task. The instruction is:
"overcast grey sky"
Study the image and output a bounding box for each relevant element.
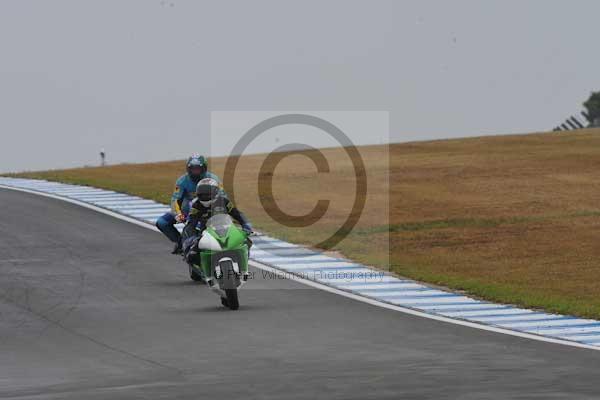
[1,0,599,172]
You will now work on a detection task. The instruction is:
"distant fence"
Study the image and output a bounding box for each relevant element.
[553,111,599,131]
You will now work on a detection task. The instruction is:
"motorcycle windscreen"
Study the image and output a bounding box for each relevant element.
[206,214,233,237]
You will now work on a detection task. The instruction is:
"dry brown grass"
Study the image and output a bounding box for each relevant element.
[11,128,600,317]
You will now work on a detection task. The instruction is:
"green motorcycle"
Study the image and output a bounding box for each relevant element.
[187,213,250,310]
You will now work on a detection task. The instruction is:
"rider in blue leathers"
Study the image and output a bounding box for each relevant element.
[156,155,221,254]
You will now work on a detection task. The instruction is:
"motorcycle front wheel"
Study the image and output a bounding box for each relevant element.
[225,289,239,310]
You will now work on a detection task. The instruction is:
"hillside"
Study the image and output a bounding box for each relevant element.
[10,128,600,318]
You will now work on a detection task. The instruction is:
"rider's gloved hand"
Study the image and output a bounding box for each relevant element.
[175,213,186,223]
[242,224,254,235]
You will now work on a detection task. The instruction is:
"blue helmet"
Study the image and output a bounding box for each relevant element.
[186,154,207,182]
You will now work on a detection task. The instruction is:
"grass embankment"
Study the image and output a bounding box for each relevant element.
[9,129,600,318]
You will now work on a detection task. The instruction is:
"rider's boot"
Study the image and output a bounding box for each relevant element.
[171,239,183,255]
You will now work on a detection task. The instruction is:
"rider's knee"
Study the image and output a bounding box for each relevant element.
[156,215,169,229]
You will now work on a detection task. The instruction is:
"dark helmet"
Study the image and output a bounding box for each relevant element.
[195,178,220,207]
[186,154,207,182]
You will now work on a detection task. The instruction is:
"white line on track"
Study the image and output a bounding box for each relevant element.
[440,308,533,317]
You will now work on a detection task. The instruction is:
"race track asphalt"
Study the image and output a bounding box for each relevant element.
[1,188,600,400]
